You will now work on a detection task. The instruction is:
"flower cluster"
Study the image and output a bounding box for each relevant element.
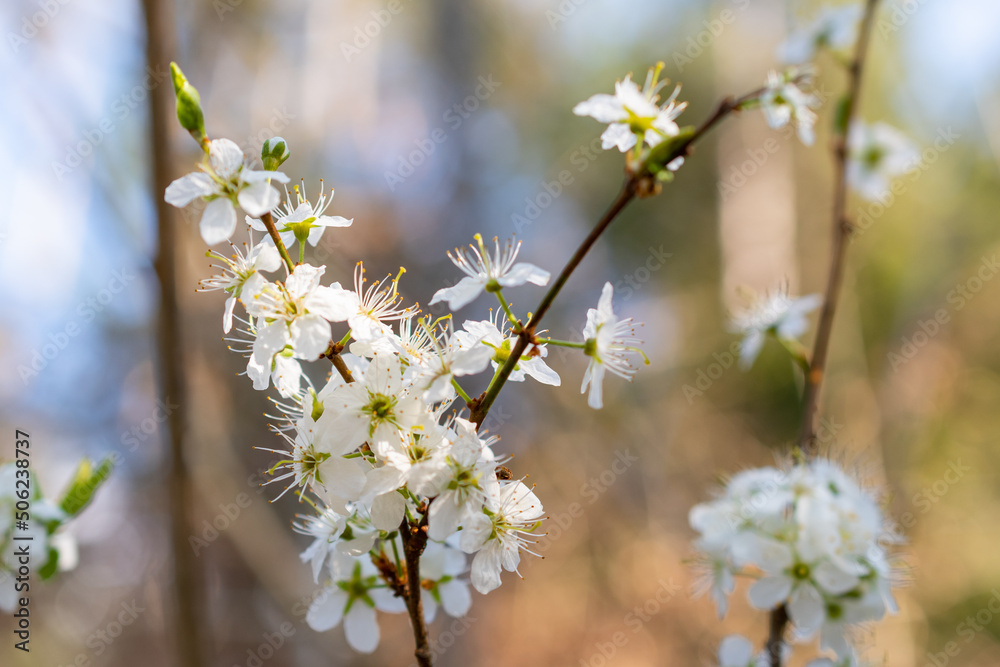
[165,106,649,650]
[692,461,901,665]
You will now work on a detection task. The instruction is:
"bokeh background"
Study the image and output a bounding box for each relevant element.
[3,0,1000,665]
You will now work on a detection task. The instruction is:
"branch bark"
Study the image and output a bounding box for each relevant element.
[469,82,770,429]
[797,0,881,456]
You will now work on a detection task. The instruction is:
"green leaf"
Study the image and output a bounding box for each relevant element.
[59,456,114,517]
[834,94,852,136]
[642,126,696,177]
[38,547,59,581]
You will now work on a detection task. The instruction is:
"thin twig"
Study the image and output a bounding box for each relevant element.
[469,82,769,429]
[400,512,432,667]
[260,211,296,273]
[797,0,881,456]
[766,603,789,667]
[771,2,882,663]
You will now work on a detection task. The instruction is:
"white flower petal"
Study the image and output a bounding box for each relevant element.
[165,172,215,207]
[343,603,380,653]
[199,198,238,245]
[306,588,347,631]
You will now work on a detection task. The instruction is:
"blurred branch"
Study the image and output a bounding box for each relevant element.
[142,0,205,664]
[797,0,881,456]
[775,2,883,664]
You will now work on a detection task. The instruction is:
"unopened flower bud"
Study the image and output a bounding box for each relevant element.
[261,136,290,171]
[170,62,207,147]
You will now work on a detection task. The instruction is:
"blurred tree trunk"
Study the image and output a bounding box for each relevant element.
[142,0,205,665]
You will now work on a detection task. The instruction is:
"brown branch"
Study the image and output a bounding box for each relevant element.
[321,341,355,384]
[260,211,295,273]
[469,82,768,429]
[141,0,205,664]
[766,604,789,667]
[797,0,881,455]
[400,511,432,667]
[771,2,882,664]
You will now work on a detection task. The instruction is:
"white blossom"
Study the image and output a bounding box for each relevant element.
[761,69,820,146]
[244,263,355,390]
[165,138,289,245]
[199,235,282,333]
[460,480,543,594]
[457,313,560,386]
[580,282,646,409]
[248,182,352,249]
[419,541,472,622]
[429,235,549,311]
[730,288,821,370]
[689,460,901,660]
[779,5,863,65]
[306,552,406,653]
[573,64,688,152]
[718,635,767,667]
[847,121,919,201]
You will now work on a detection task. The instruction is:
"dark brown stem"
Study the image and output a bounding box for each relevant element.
[400,513,432,667]
[142,0,204,664]
[797,0,881,455]
[260,211,296,273]
[469,82,767,429]
[766,604,789,667]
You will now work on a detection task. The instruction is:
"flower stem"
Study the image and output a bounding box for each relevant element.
[451,377,474,405]
[494,290,521,331]
[796,0,881,456]
[537,338,587,349]
[260,211,295,273]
